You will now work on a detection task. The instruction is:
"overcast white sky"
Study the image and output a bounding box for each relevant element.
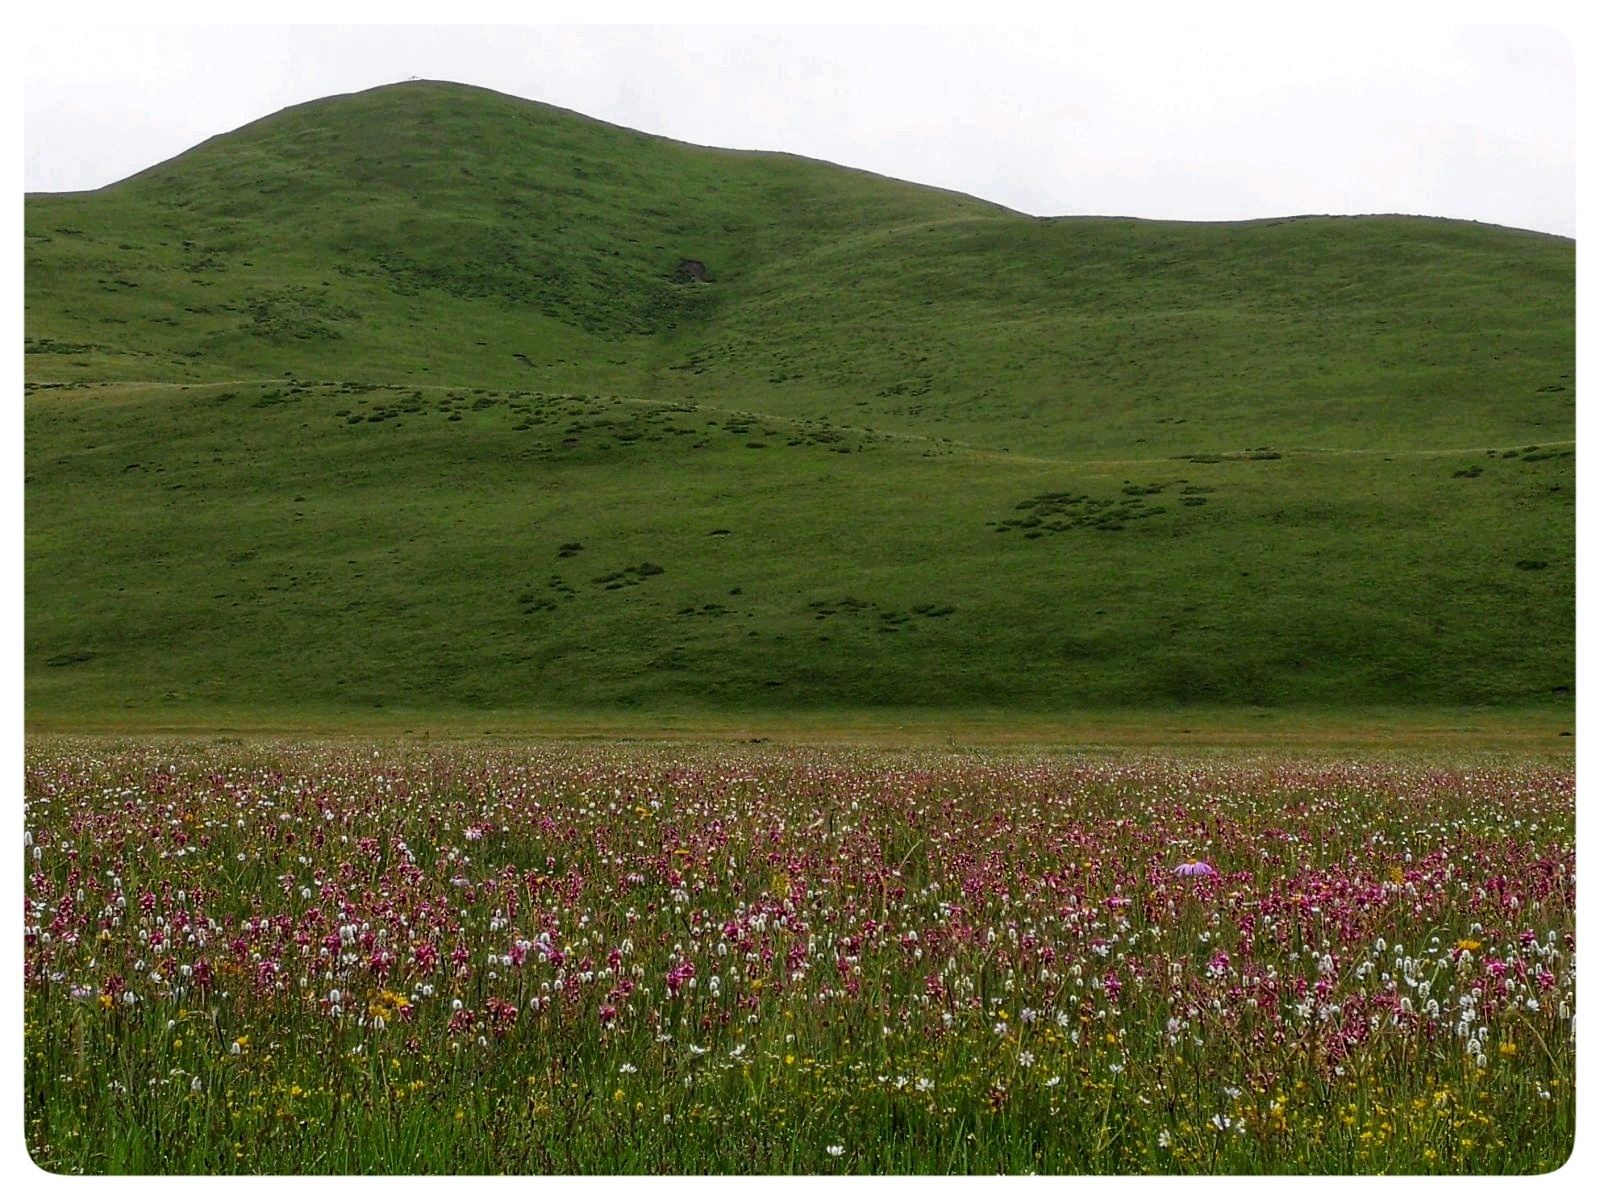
[20,4,1580,237]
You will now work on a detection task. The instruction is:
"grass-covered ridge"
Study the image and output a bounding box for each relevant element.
[24,81,1574,725]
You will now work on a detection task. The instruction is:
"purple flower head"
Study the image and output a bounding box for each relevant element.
[1173,861,1218,878]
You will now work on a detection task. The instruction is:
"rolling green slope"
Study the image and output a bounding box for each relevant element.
[24,81,1575,724]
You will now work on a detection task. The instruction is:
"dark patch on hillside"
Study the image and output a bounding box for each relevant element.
[593,562,665,591]
[517,575,578,614]
[44,650,96,667]
[804,596,955,634]
[1177,448,1283,464]
[376,234,715,338]
[991,483,1192,537]
[678,602,734,619]
[25,338,107,356]
[239,288,361,342]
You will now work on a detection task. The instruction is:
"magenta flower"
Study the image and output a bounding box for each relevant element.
[1173,861,1218,878]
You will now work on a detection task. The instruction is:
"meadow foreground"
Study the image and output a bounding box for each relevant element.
[23,739,1574,1173]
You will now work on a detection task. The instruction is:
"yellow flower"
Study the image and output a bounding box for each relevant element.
[1499,1042,1517,1057]
[1455,938,1482,953]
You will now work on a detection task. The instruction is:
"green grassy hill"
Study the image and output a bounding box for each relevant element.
[24,81,1575,726]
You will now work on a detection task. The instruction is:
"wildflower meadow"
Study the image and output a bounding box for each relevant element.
[23,740,1574,1174]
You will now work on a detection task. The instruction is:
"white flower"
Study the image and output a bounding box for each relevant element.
[1018,1051,1035,1067]
[1158,1130,1172,1147]
[826,1145,844,1157]
[619,1063,638,1074]
[190,1076,204,1093]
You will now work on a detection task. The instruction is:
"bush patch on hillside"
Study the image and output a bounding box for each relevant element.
[1178,448,1283,464]
[678,602,733,618]
[805,596,954,633]
[593,563,666,591]
[992,484,1188,537]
